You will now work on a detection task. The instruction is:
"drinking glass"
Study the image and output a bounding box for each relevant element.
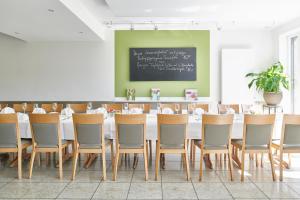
[175,104,180,114]
[33,104,39,109]
[157,103,161,114]
[52,103,58,112]
[22,103,27,114]
[87,102,93,110]
[141,104,145,113]
[123,103,129,114]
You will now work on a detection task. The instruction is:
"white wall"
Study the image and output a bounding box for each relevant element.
[0,31,114,101]
[0,29,275,102]
[210,30,275,102]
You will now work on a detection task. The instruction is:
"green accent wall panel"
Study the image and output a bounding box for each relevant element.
[115,30,210,97]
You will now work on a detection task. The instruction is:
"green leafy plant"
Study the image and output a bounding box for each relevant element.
[245,62,289,93]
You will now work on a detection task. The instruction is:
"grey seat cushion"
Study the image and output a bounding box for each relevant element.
[234,140,268,150]
[193,139,227,150]
[37,139,68,148]
[0,123,17,148]
[160,144,184,149]
[79,139,111,149]
[0,139,31,148]
[272,140,300,150]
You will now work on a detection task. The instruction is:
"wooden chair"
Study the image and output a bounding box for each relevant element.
[232,114,276,181]
[72,114,114,180]
[0,114,32,179]
[13,103,34,113]
[187,103,209,113]
[194,114,234,181]
[113,114,148,181]
[41,103,63,113]
[104,104,122,112]
[69,104,87,113]
[155,114,190,180]
[272,114,300,181]
[218,104,240,114]
[0,103,9,110]
[28,113,72,179]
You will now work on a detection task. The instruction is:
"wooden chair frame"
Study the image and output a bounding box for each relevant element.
[232,114,276,181]
[28,113,72,179]
[272,114,300,181]
[155,114,190,181]
[104,104,122,112]
[13,103,34,113]
[41,103,63,113]
[195,114,234,181]
[113,114,148,181]
[71,114,114,180]
[0,114,31,179]
[69,104,87,113]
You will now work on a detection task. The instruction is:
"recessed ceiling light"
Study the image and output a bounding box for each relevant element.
[48,9,55,12]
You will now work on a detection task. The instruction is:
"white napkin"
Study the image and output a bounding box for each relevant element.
[61,107,74,117]
[0,107,15,114]
[226,108,235,114]
[92,107,108,118]
[129,108,143,114]
[17,112,29,121]
[193,108,204,116]
[32,108,46,114]
[162,108,174,114]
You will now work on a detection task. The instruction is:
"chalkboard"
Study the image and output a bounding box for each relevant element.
[130,48,196,81]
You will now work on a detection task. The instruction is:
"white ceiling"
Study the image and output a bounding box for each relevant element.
[1,0,300,41]
[0,0,104,41]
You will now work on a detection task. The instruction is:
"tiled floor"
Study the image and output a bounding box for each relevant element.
[1,152,300,200]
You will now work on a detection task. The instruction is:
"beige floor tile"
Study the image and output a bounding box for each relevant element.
[193,182,232,199]
[58,182,99,199]
[92,182,130,199]
[128,183,162,199]
[224,182,267,199]
[255,182,300,198]
[162,182,197,199]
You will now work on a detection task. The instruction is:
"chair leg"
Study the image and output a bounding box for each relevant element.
[255,154,259,168]
[149,140,152,163]
[228,152,233,181]
[288,153,292,167]
[269,151,276,181]
[155,141,160,181]
[144,146,148,181]
[71,151,78,180]
[279,151,283,181]
[58,148,63,179]
[102,148,106,181]
[241,151,245,182]
[190,139,193,161]
[29,149,36,179]
[261,153,264,168]
[17,148,22,179]
[110,142,114,171]
[184,150,190,181]
[113,150,120,181]
[199,150,204,181]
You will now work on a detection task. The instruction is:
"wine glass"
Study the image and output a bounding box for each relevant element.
[33,104,39,109]
[175,104,180,114]
[123,103,129,114]
[22,103,27,114]
[87,102,93,111]
[157,103,161,114]
[52,103,58,112]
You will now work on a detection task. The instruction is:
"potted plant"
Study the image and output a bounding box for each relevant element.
[245,62,289,105]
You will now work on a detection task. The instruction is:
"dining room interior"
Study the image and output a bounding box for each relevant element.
[1,0,300,199]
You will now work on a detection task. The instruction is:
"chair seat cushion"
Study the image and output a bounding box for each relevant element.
[193,140,227,150]
[160,144,184,149]
[0,139,32,148]
[37,139,68,148]
[272,140,300,150]
[79,139,111,149]
[233,139,268,150]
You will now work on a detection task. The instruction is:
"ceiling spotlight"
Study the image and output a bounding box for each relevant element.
[47,9,55,12]
[154,24,158,31]
[130,24,134,31]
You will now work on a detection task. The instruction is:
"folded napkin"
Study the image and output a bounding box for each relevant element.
[17,112,29,121]
[87,107,108,118]
[193,108,204,116]
[61,107,74,117]
[32,108,46,114]
[162,108,174,114]
[0,107,15,114]
[129,108,143,114]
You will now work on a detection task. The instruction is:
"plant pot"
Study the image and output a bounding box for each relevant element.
[263,92,283,105]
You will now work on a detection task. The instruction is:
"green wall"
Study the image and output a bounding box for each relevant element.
[115,30,210,97]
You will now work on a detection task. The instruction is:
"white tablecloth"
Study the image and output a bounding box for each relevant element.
[19,114,283,141]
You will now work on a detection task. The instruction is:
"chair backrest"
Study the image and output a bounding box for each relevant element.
[0,103,9,110]
[72,114,104,148]
[0,114,20,148]
[104,104,122,112]
[201,114,233,148]
[41,103,63,113]
[243,114,275,147]
[241,104,253,113]
[29,113,61,147]
[115,114,146,148]
[218,104,240,114]
[69,104,87,113]
[281,114,300,145]
[188,104,209,113]
[13,103,34,113]
[157,114,188,148]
